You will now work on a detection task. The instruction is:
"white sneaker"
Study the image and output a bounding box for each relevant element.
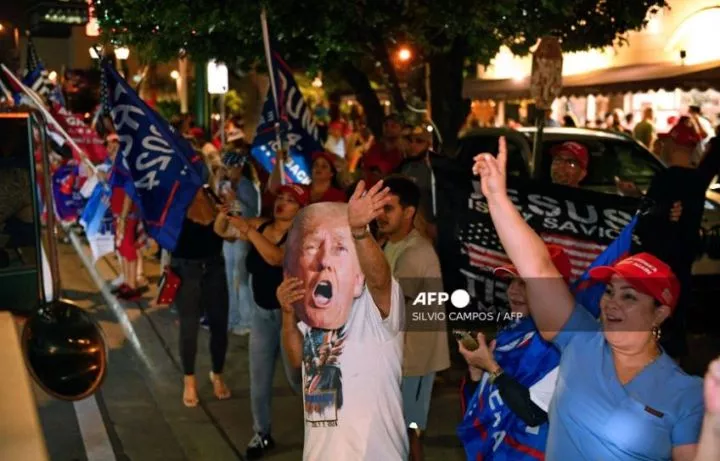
[231,326,251,336]
[110,275,125,288]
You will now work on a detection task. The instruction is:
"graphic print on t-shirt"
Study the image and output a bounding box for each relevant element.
[303,327,347,427]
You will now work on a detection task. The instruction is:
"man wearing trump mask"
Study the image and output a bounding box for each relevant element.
[278,180,408,461]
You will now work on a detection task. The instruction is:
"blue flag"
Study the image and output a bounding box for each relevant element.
[251,52,321,184]
[103,62,204,251]
[79,180,115,262]
[51,162,83,222]
[571,215,639,317]
[458,317,559,460]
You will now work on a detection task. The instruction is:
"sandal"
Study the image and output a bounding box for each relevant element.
[183,378,199,408]
[209,372,231,400]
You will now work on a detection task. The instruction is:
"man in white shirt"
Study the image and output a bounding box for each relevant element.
[278,180,408,460]
[377,175,450,461]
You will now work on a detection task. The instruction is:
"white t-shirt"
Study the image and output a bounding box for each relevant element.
[297,279,408,461]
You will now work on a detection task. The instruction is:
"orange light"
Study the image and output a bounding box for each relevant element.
[397,47,412,62]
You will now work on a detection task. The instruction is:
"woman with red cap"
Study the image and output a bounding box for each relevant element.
[472,137,704,460]
[218,184,308,459]
[457,244,570,460]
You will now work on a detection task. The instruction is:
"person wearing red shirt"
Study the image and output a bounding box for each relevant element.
[306,151,347,204]
[363,114,407,174]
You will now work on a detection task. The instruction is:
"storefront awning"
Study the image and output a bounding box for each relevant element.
[463,60,720,100]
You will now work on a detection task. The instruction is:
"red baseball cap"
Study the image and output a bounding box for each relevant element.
[588,252,680,310]
[494,244,573,283]
[551,141,589,170]
[658,119,701,149]
[277,184,310,207]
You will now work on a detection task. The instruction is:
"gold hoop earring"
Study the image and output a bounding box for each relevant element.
[652,326,662,341]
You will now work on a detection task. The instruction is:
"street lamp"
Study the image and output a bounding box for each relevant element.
[114,46,130,60]
[170,70,180,80]
[397,46,412,62]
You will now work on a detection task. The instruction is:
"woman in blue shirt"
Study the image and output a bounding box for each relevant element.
[471,137,704,461]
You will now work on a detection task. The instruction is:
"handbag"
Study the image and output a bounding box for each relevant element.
[155,266,181,305]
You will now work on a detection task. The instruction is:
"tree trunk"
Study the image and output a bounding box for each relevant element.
[372,38,407,114]
[339,61,385,138]
[429,39,470,153]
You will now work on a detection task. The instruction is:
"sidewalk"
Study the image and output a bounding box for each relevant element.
[84,243,468,461]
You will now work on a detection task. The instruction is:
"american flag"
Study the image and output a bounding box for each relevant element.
[24,37,53,98]
[459,223,607,281]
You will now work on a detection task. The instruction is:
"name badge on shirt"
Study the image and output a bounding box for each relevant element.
[644,406,664,418]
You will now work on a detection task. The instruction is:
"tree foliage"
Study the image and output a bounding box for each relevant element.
[98,0,666,145]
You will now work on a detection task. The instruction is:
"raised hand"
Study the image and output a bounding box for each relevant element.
[228,216,250,234]
[277,277,305,315]
[472,136,507,198]
[347,179,392,230]
[458,332,498,373]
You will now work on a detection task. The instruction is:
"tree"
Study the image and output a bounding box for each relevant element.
[97,0,666,149]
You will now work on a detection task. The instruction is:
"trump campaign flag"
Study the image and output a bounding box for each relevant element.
[103,62,204,251]
[51,103,108,164]
[251,52,322,184]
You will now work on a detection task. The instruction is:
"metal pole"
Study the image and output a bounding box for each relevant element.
[195,61,208,133]
[531,111,545,179]
[261,8,286,184]
[220,94,226,148]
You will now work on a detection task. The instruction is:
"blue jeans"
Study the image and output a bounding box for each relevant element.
[249,303,301,434]
[223,240,253,330]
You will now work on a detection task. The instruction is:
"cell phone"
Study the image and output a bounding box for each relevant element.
[203,184,223,205]
[453,330,480,351]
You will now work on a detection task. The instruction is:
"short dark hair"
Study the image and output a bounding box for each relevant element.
[383,175,420,211]
[689,105,701,114]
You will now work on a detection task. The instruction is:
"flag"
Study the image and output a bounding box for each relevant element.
[447,179,641,322]
[51,162,84,223]
[458,317,559,460]
[79,181,115,262]
[461,223,608,280]
[23,37,53,98]
[103,61,204,251]
[571,215,638,317]
[51,102,108,163]
[251,52,322,184]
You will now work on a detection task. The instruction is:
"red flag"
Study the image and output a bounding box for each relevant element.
[50,103,108,164]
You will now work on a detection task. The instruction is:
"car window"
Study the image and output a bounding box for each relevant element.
[455,134,529,180]
[539,138,663,192]
[611,141,664,189]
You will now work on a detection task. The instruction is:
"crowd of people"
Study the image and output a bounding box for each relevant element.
[92,101,719,461]
[17,99,716,461]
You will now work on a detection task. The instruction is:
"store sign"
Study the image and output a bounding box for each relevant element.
[530,36,563,109]
[207,60,229,94]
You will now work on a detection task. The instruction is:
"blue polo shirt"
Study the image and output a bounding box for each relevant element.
[546,306,704,460]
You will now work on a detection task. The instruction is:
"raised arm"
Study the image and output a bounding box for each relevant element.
[347,180,393,318]
[692,358,720,461]
[472,137,575,340]
[267,149,285,195]
[277,277,305,369]
[229,217,283,266]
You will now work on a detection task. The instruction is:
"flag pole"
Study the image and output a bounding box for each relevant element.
[260,8,286,184]
[1,63,98,175]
